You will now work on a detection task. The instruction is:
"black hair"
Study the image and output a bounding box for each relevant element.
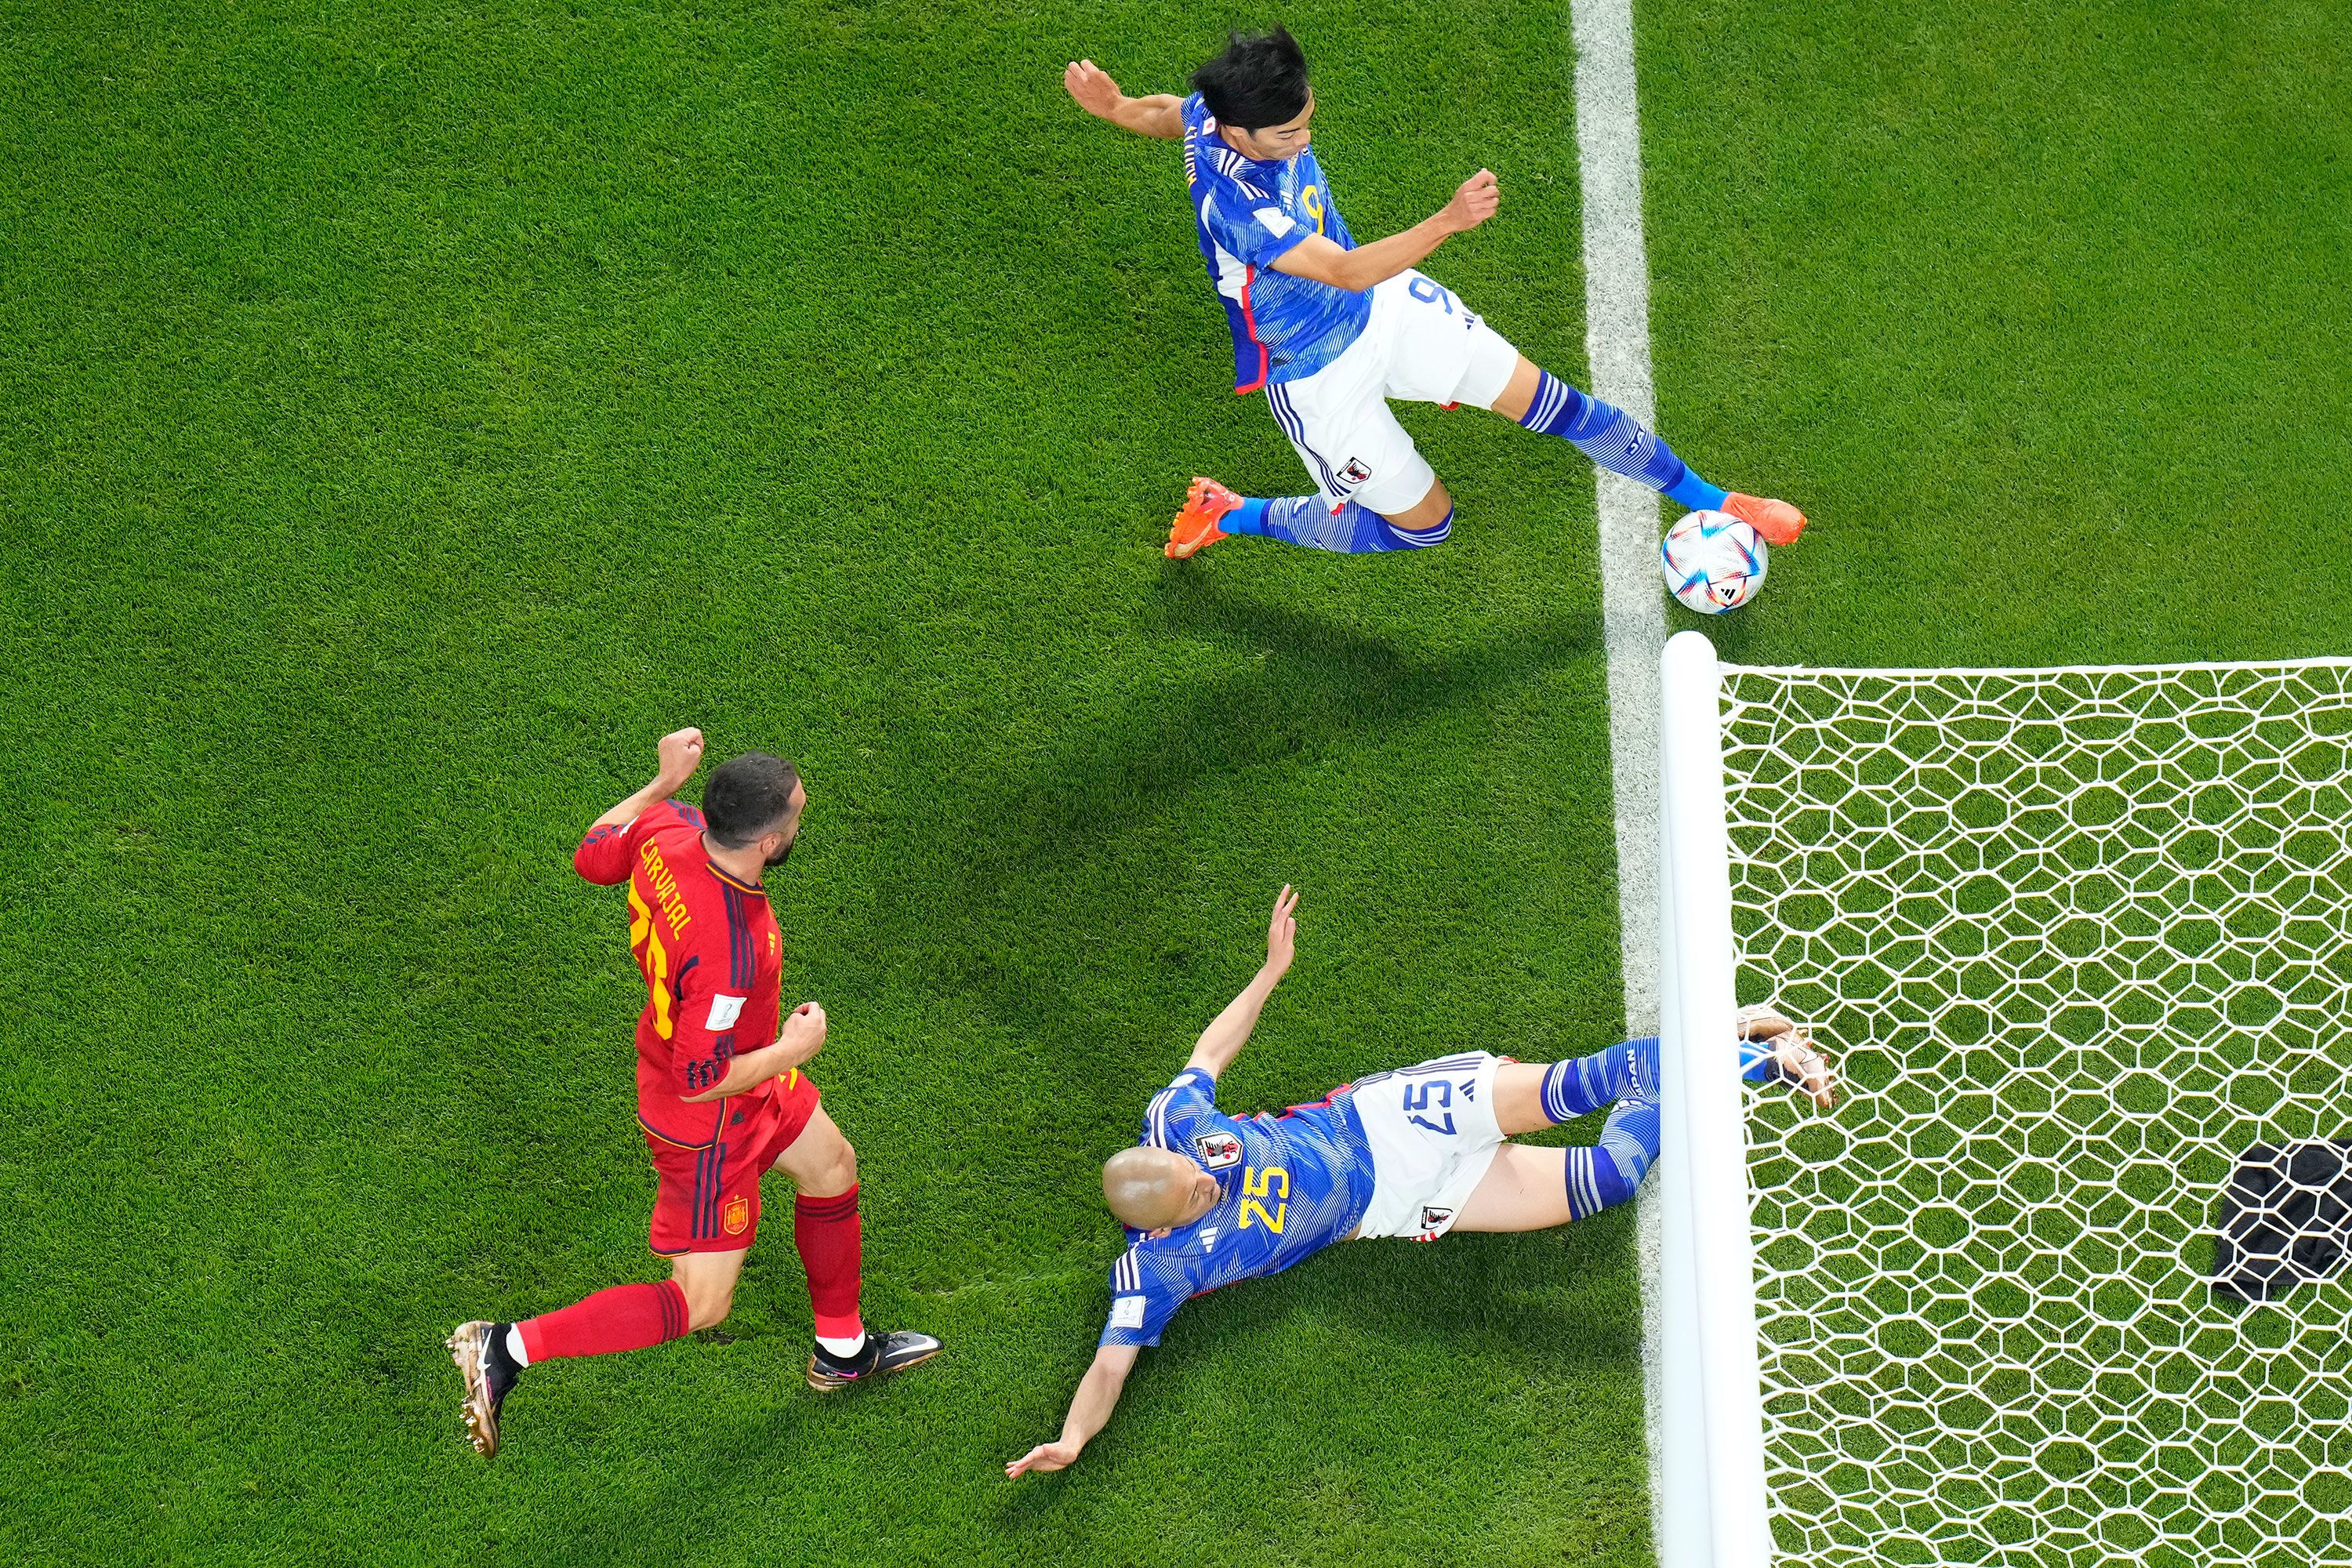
[703,752,800,848]
[1191,26,1310,132]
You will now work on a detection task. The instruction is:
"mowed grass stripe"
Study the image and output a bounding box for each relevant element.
[1,2,1650,1563]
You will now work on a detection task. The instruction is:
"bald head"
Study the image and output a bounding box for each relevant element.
[1103,1146,1208,1230]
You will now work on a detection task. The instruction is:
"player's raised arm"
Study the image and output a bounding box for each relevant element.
[1183,884,1299,1079]
[1006,1342,1140,1477]
[588,727,704,831]
[1063,58,1184,140]
[575,727,706,883]
[1273,169,1501,294]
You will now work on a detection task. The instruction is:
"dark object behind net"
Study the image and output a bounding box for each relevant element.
[2212,1140,2352,1303]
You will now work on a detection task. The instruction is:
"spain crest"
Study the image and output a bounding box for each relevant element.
[722,1195,751,1236]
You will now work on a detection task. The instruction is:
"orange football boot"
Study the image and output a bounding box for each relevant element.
[1722,492,1807,547]
[1166,476,1246,559]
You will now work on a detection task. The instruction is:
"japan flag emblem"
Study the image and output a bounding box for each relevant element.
[1193,1131,1243,1170]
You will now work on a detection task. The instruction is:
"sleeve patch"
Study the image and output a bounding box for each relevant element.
[706,993,746,1031]
[1254,206,1294,238]
[1109,1296,1147,1330]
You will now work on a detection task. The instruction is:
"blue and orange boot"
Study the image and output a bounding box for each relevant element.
[1722,493,1807,547]
[1166,476,1245,560]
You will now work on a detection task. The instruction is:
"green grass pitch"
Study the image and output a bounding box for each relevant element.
[4,0,2347,1563]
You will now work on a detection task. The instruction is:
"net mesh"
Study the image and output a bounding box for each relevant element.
[1719,661,2352,1568]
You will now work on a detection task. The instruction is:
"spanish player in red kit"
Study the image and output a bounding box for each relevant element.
[448,729,940,1457]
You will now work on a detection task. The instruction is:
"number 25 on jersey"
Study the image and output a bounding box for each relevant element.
[1240,1165,1289,1233]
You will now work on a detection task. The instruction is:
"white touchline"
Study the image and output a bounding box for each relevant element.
[1569,0,1671,1548]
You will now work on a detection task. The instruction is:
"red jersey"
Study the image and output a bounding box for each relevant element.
[575,800,784,1148]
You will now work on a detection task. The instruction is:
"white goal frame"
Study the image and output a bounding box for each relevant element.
[1657,628,1776,1567]
[1654,628,2352,1568]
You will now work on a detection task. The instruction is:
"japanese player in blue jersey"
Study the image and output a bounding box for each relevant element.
[1063,29,1810,561]
[1004,885,1836,1477]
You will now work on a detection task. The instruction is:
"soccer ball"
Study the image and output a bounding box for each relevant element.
[1661,510,1768,614]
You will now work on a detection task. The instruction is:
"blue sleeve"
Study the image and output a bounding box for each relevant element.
[1139,1068,1219,1151]
[1099,1243,1187,1348]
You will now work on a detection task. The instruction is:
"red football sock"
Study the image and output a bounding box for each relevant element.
[518,1279,690,1362]
[794,1185,865,1342]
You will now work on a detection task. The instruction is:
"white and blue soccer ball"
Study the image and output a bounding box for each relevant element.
[1661,510,1767,614]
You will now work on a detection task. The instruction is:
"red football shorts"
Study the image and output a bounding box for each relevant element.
[644,1070,821,1255]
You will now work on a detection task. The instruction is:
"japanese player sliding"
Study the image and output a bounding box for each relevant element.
[1064,28,1809,560]
[1004,885,1835,1477]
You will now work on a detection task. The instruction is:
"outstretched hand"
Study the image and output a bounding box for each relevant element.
[1063,58,1123,120]
[1006,1439,1083,1478]
[1264,884,1299,978]
[1443,169,1501,234]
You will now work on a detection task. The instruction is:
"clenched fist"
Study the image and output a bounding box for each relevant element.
[655,727,706,790]
[1442,169,1501,234]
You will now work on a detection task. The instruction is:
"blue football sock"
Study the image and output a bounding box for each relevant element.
[1564,1097,1661,1220]
[1221,495,1272,535]
[1236,495,1452,554]
[1665,468,1730,514]
[1519,369,1729,512]
[1541,1029,1793,1121]
[1539,1036,1661,1123]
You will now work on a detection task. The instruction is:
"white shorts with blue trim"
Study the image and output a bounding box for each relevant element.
[1346,1051,1509,1241]
[1262,270,1521,521]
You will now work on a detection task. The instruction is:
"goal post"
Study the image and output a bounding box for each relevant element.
[1658,627,1775,1568]
[1653,632,2352,1567]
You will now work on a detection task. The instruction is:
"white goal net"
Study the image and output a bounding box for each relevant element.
[1698,653,2352,1567]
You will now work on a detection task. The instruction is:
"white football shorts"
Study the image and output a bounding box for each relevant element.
[1264,270,1521,519]
[1348,1051,1509,1242]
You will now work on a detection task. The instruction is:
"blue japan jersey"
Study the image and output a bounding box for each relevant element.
[1100,1067,1377,1349]
[1180,94,1371,393]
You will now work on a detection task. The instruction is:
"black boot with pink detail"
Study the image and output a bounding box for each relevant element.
[805,1329,945,1393]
